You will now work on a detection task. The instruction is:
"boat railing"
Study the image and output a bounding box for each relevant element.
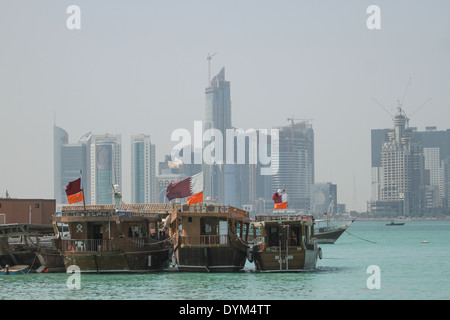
[180,234,228,246]
[131,238,170,250]
[60,203,174,214]
[255,214,313,222]
[61,239,114,253]
[61,238,169,252]
[176,204,250,219]
[54,211,146,218]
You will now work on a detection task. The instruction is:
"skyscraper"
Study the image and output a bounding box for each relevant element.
[55,127,124,206]
[371,117,450,214]
[54,125,69,204]
[131,134,156,204]
[204,67,234,205]
[90,134,122,205]
[54,125,91,206]
[271,121,314,210]
[370,107,425,216]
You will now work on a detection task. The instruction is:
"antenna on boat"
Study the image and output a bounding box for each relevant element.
[112,184,122,211]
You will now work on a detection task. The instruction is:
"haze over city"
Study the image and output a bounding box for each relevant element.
[1,1,449,211]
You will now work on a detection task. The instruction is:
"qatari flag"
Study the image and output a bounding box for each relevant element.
[65,178,84,204]
[166,172,203,201]
[273,191,283,204]
[273,188,286,203]
[273,188,287,209]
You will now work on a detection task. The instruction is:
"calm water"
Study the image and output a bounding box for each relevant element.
[1,221,449,300]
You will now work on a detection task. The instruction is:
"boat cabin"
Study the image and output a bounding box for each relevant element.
[167,203,251,272]
[52,204,171,272]
[53,209,163,253]
[168,204,251,246]
[252,215,315,251]
[251,214,320,272]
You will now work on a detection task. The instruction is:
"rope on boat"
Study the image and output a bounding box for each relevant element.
[127,233,175,247]
[345,231,376,244]
[27,243,41,274]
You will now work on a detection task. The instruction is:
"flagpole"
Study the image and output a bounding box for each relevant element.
[285,187,288,217]
[286,199,288,218]
[80,170,86,212]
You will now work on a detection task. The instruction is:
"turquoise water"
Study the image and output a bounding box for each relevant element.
[1,221,449,300]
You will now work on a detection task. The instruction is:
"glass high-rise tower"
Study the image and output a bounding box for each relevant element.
[90,134,122,205]
[54,127,122,206]
[54,125,91,206]
[131,134,156,204]
[204,67,235,205]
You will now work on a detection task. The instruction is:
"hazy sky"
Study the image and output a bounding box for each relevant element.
[1,1,449,210]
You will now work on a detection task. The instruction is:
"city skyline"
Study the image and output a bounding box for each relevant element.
[1,1,450,211]
[52,102,450,214]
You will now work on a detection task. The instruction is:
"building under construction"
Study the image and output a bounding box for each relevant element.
[271,120,314,210]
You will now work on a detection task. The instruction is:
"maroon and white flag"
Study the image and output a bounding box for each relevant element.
[166,172,203,202]
[273,188,287,210]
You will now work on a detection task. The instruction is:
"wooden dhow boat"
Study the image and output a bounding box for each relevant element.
[0,223,65,273]
[52,187,174,273]
[314,218,354,244]
[167,203,251,272]
[250,214,322,272]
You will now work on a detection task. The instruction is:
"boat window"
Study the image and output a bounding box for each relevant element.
[219,220,228,235]
[200,218,214,235]
[290,226,301,246]
[93,224,102,240]
[128,225,143,238]
[188,217,193,223]
[268,227,278,246]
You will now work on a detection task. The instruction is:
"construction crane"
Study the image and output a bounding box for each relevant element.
[207,52,217,85]
[409,98,432,117]
[372,78,431,127]
[371,97,394,118]
[397,77,412,113]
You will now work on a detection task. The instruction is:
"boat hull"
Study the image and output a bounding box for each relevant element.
[315,227,347,244]
[61,250,169,273]
[0,265,30,275]
[253,247,319,272]
[36,247,66,273]
[175,246,247,272]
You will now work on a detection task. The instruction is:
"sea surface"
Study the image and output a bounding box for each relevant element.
[1,220,449,300]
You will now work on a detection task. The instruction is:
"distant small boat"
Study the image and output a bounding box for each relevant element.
[313,200,354,244]
[0,265,30,275]
[386,221,405,226]
[314,219,354,244]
